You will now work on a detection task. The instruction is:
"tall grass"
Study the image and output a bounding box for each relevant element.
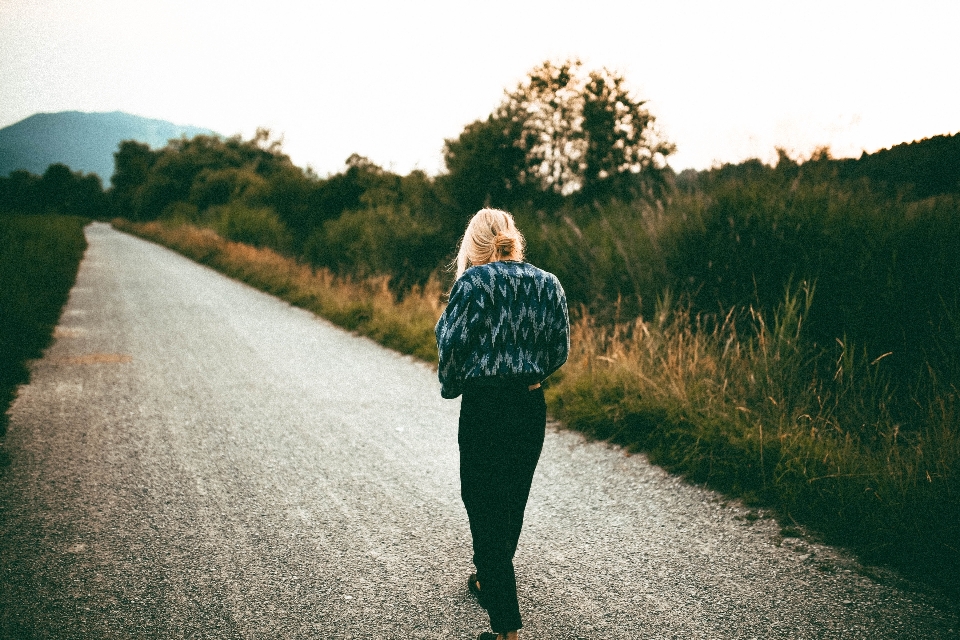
[115,218,960,595]
[112,220,443,362]
[547,285,960,592]
[0,214,88,436]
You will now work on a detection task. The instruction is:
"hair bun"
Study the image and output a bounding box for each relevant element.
[494,233,516,255]
[454,208,525,279]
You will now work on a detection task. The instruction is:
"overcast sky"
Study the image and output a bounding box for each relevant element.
[1,0,958,177]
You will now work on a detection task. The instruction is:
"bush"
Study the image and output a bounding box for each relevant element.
[0,215,88,435]
[303,205,447,291]
[548,289,960,594]
[515,201,665,321]
[651,165,960,393]
[209,203,292,253]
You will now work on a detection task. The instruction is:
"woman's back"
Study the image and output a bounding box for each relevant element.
[436,260,569,399]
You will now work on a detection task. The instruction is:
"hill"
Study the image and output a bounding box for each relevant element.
[0,111,216,183]
[834,132,960,199]
[681,131,960,202]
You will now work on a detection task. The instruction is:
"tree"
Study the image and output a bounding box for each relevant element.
[443,59,674,211]
[38,164,80,213]
[0,170,41,214]
[505,59,586,198]
[0,165,106,218]
[111,140,156,219]
[578,66,676,202]
[36,164,105,217]
[109,130,309,223]
[441,112,529,213]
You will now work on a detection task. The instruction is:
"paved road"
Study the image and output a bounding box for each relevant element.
[0,222,956,639]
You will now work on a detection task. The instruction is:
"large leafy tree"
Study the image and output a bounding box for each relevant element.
[578,65,675,202]
[110,140,157,219]
[443,59,674,211]
[442,112,529,213]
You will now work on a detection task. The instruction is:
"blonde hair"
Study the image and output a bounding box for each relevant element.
[454,208,525,279]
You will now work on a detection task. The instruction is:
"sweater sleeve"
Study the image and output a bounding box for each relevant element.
[544,275,570,380]
[435,276,475,399]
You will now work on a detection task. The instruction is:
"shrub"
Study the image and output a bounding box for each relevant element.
[548,288,960,594]
[303,205,447,291]
[0,215,88,435]
[209,203,292,253]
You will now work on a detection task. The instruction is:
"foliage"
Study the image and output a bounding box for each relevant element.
[110,140,157,219]
[834,132,960,200]
[547,289,960,594]
[208,202,292,253]
[110,129,306,224]
[660,155,960,396]
[0,165,107,218]
[303,204,447,291]
[114,220,443,363]
[0,215,88,436]
[441,113,530,213]
[442,59,674,211]
[108,133,457,289]
[515,201,666,322]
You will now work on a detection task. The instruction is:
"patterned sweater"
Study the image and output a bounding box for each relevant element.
[435,261,570,399]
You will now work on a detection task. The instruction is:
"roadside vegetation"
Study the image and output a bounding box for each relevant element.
[111,219,442,362]
[0,214,89,437]
[6,58,959,595]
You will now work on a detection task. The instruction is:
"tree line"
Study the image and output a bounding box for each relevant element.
[3,59,959,394]
[0,163,107,218]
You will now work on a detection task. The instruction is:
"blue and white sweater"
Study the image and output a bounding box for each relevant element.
[435,261,570,399]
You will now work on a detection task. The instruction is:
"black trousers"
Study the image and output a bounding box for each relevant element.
[458,383,546,633]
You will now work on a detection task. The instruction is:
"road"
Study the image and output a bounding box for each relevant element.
[0,222,956,639]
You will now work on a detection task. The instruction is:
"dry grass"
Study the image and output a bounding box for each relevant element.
[113,220,443,363]
[548,289,960,593]
[115,218,959,594]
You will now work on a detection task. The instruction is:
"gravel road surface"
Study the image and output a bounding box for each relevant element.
[0,222,956,639]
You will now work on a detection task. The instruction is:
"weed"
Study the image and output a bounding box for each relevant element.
[548,285,960,595]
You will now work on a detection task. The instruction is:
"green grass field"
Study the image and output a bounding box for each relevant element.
[0,214,88,437]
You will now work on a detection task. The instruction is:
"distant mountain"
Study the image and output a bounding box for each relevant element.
[0,111,217,184]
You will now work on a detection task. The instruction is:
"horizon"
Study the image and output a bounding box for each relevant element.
[6,108,959,180]
[2,0,959,176]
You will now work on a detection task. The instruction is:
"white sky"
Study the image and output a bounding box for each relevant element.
[1,0,958,177]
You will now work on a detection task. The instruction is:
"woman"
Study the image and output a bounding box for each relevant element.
[436,208,570,640]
